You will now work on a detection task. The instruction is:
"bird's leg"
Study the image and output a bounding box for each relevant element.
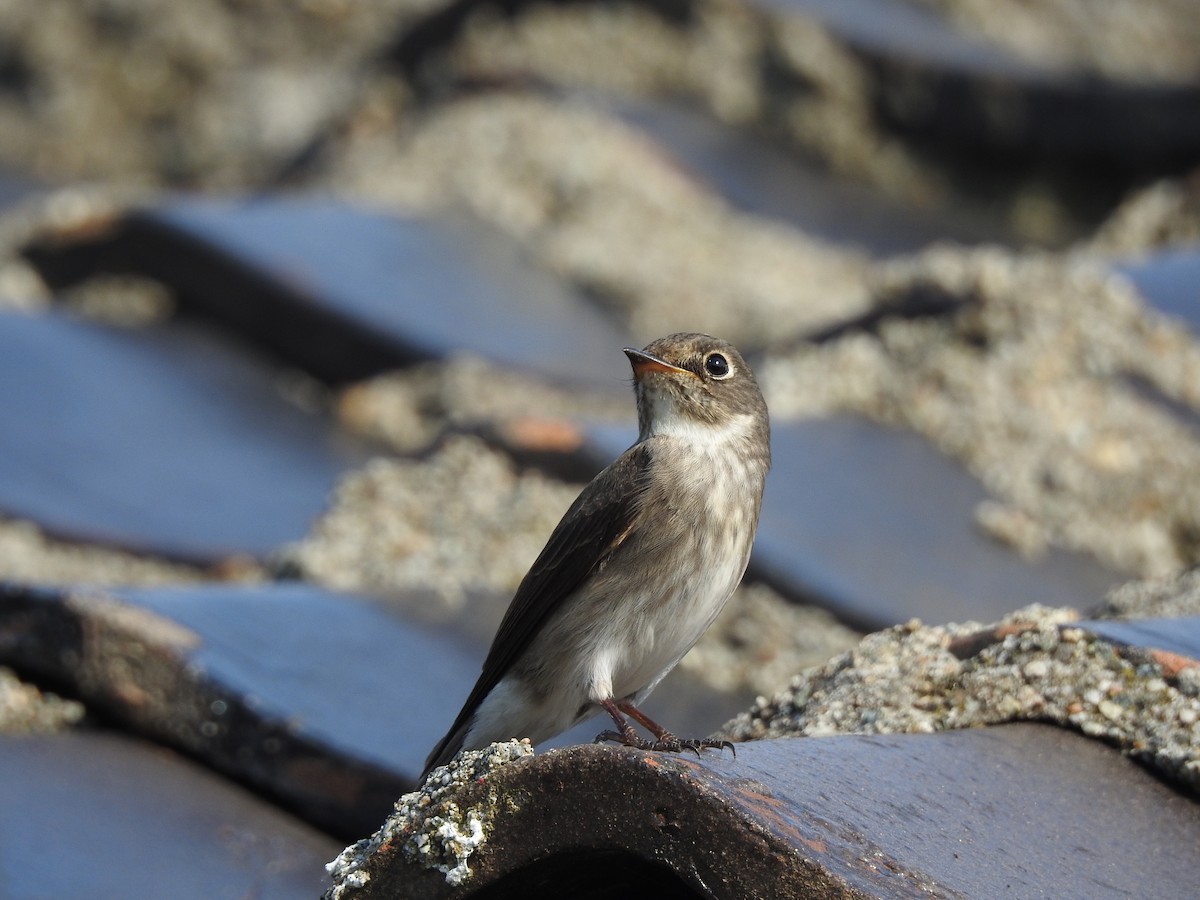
[593,698,647,748]
[593,698,735,758]
[617,701,685,750]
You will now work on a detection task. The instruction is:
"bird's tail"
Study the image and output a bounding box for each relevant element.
[420,718,472,781]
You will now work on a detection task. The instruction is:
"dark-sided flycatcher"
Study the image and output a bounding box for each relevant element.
[423,333,770,777]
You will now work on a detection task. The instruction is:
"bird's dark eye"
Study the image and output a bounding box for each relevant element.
[704,353,731,379]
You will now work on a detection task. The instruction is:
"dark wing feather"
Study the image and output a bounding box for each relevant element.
[422,442,653,776]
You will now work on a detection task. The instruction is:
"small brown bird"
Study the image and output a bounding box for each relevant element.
[423,333,770,778]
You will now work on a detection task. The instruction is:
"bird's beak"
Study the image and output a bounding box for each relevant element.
[624,348,693,378]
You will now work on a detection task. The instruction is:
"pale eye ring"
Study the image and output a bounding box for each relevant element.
[704,352,732,379]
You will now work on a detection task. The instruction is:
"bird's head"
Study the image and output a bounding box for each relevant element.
[624,333,769,454]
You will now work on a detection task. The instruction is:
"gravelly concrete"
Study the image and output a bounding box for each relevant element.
[761,248,1200,578]
[722,571,1200,798]
[0,667,83,734]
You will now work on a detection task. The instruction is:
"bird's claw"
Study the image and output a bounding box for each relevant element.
[594,730,736,759]
[671,737,736,759]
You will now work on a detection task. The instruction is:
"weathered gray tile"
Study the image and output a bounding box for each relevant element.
[25,198,632,386]
[753,417,1121,628]
[0,170,36,210]
[0,730,338,900]
[1119,247,1200,332]
[0,581,470,835]
[329,723,1200,899]
[0,580,743,836]
[0,311,370,562]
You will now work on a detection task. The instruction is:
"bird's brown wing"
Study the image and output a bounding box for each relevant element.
[422,442,653,776]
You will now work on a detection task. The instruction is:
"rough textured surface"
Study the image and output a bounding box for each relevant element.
[1090,172,1200,255]
[0,515,204,586]
[762,249,1200,578]
[322,725,1200,899]
[328,91,874,347]
[391,0,1200,240]
[325,739,535,897]
[0,667,83,733]
[1096,568,1200,619]
[1099,571,1200,619]
[284,436,579,609]
[336,355,628,456]
[913,0,1200,82]
[5,0,1194,233]
[0,0,435,185]
[429,1,929,205]
[723,581,1200,798]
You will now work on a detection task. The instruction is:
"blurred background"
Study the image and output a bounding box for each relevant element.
[0,0,1198,896]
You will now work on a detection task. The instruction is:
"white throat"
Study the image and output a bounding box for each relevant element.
[643,399,756,447]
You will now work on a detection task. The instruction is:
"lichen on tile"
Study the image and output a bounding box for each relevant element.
[324,738,534,897]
